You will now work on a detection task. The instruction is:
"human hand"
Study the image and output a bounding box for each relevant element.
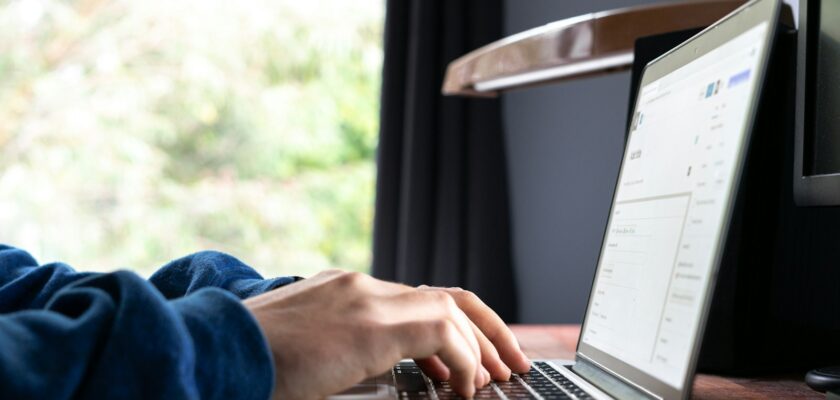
[243,270,531,399]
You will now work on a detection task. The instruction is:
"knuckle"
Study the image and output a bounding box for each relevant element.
[449,287,478,302]
[429,290,451,305]
[426,291,459,315]
[447,287,467,299]
[429,318,453,338]
[337,271,367,287]
[463,289,480,303]
[441,293,458,311]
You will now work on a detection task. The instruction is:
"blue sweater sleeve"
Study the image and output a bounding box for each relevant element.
[148,250,302,300]
[0,245,300,400]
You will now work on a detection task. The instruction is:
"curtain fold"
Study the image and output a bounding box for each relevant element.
[372,0,518,321]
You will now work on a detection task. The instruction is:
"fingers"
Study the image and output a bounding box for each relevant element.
[414,356,449,381]
[426,287,532,373]
[394,320,479,398]
[387,290,485,386]
[469,319,512,381]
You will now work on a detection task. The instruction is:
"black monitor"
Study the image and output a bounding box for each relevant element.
[795,0,840,205]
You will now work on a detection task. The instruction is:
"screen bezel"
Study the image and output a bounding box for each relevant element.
[793,0,840,206]
[573,1,780,399]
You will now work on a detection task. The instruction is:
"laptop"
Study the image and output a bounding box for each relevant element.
[333,0,781,398]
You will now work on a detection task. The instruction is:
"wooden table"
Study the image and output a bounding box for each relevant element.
[510,325,822,399]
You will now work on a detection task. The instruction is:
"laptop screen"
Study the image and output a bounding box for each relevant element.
[578,16,772,393]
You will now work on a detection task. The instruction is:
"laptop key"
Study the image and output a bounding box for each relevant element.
[394,364,428,397]
[391,361,589,399]
[531,363,593,399]
[496,377,538,399]
[429,379,500,399]
[432,380,461,399]
[474,385,499,399]
[519,368,572,399]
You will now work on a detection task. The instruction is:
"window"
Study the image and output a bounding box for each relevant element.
[0,0,384,277]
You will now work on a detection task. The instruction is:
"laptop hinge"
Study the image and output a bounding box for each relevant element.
[571,357,659,400]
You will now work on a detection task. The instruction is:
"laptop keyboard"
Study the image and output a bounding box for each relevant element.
[393,361,594,399]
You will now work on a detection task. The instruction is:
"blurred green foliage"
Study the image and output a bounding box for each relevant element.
[0,0,383,277]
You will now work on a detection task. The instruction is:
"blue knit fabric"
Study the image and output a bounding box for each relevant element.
[0,244,301,400]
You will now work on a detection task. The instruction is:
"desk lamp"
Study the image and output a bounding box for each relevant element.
[440,0,745,97]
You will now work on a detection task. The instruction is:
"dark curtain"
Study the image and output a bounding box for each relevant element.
[372,0,518,322]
